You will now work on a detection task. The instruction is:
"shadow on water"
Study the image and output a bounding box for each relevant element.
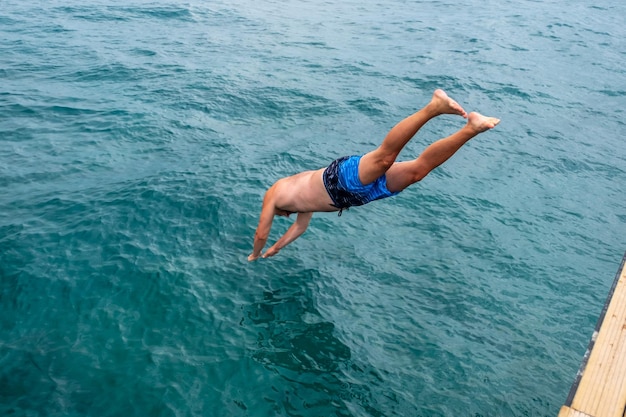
[241,266,397,417]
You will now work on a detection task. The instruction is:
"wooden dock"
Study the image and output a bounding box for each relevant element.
[559,252,626,417]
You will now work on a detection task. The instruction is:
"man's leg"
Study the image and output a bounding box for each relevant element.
[358,89,467,186]
[385,112,500,193]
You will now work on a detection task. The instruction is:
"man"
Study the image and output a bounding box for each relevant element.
[248,89,500,261]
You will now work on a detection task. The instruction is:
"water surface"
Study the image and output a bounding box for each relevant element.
[1,0,625,416]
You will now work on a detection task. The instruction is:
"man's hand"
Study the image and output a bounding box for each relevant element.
[248,246,278,261]
[249,212,312,262]
[262,245,280,258]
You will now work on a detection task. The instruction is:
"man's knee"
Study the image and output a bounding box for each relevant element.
[402,161,430,184]
[375,146,398,170]
[378,155,396,171]
[411,165,431,183]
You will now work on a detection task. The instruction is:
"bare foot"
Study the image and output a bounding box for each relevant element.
[429,89,467,118]
[467,112,500,133]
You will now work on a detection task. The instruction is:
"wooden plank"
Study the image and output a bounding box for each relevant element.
[557,405,594,417]
[564,254,626,407]
[574,263,626,416]
[603,263,626,417]
[597,297,626,417]
[597,265,626,417]
[577,270,626,415]
[560,252,626,417]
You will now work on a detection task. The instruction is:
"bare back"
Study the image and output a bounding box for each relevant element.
[272,168,338,213]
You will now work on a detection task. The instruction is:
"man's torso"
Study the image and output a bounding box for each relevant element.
[273,168,338,213]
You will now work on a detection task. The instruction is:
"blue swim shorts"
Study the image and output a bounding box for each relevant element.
[322,155,399,213]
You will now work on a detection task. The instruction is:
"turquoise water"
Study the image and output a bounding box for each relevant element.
[1,0,625,415]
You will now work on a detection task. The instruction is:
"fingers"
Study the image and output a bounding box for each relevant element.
[262,248,279,258]
[249,249,279,261]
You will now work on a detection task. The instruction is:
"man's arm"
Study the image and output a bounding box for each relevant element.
[248,189,276,261]
[262,212,313,258]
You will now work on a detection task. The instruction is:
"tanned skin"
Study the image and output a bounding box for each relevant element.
[249,90,500,261]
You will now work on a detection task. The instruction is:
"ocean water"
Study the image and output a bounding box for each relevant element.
[1,0,625,415]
